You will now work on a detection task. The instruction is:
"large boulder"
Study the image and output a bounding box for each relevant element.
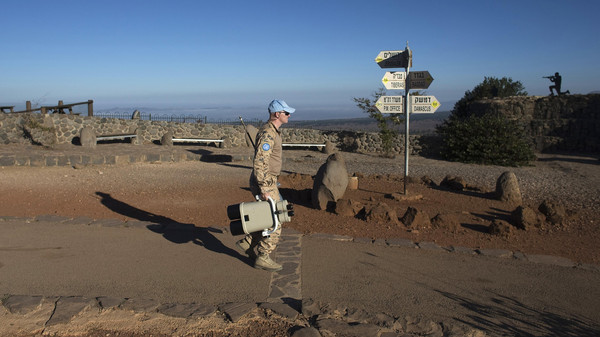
[79,127,96,148]
[312,153,349,210]
[495,171,522,204]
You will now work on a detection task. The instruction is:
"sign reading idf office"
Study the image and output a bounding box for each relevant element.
[410,96,441,114]
[375,96,404,113]
[375,50,413,68]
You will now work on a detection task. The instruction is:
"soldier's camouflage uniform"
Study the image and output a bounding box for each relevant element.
[246,121,283,254]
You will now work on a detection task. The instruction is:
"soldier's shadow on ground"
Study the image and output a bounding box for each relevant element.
[95,192,250,265]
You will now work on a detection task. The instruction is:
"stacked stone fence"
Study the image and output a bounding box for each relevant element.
[469,94,600,153]
[2,94,597,155]
[0,112,429,156]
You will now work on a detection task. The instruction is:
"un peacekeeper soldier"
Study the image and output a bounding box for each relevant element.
[236,99,295,272]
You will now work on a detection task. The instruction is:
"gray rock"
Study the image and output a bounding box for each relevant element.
[323,140,336,154]
[259,302,299,319]
[316,318,380,337]
[334,198,364,217]
[440,175,467,191]
[418,241,444,251]
[312,153,349,210]
[476,248,513,258]
[386,238,416,248]
[80,126,96,148]
[161,131,173,146]
[96,296,125,309]
[431,213,461,232]
[47,296,97,326]
[364,202,399,226]
[496,171,522,204]
[218,302,256,322]
[511,205,544,230]
[120,298,159,313]
[2,295,44,314]
[538,199,567,225]
[301,298,321,318]
[291,327,322,337]
[488,219,514,237]
[526,254,576,268]
[401,207,431,229]
[158,303,203,318]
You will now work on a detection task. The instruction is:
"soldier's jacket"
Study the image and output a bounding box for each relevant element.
[252,121,282,194]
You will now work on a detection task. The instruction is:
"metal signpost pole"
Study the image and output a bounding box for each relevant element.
[403,48,411,195]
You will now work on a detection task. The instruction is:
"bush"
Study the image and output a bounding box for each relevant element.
[437,113,535,166]
[437,76,535,166]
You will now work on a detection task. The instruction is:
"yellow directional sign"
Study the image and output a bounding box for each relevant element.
[382,71,407,89]
[410,95,440,114]
[375,96,404,113]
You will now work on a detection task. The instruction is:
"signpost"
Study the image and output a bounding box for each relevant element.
[374,44,440,194]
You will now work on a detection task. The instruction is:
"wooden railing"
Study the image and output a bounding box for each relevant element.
[10,100,94,116]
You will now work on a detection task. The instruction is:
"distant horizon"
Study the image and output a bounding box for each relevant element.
[2,98,457,121]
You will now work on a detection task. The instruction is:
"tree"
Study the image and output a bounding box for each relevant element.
[436,77,535,166]
[353,87,403,156]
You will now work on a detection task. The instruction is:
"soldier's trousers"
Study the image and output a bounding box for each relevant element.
[246,174,282,255]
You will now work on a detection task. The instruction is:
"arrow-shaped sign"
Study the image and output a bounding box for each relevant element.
[408,71,434,89]
[410,95,440,114]
[375,96,404,113]
[375,49,412,68]
[381,71,407,89]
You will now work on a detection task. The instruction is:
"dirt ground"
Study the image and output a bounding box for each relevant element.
[0,148,598,265]
[1,146,599,337]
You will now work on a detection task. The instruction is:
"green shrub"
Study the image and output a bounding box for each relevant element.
[437,113,535,166]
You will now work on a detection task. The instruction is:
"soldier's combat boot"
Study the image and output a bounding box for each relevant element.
[254,253,282,272]
[235,237,257,260]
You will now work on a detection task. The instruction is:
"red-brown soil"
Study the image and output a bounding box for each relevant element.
[0,148,598,265]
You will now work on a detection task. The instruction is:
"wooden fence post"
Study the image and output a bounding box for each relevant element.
[26,101,31,112]
[87,100,94,116]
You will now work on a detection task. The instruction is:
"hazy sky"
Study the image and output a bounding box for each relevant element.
[1,0,599,119]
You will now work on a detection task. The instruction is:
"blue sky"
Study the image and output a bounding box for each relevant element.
[1,0,599,120]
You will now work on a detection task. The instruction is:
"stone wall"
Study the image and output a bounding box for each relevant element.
[0,113,426,155]
[469,94,600,153]
[3,94,597,154]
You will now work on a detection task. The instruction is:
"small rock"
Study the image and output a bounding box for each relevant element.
[401,207,431,229]
[488,219,513,237]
